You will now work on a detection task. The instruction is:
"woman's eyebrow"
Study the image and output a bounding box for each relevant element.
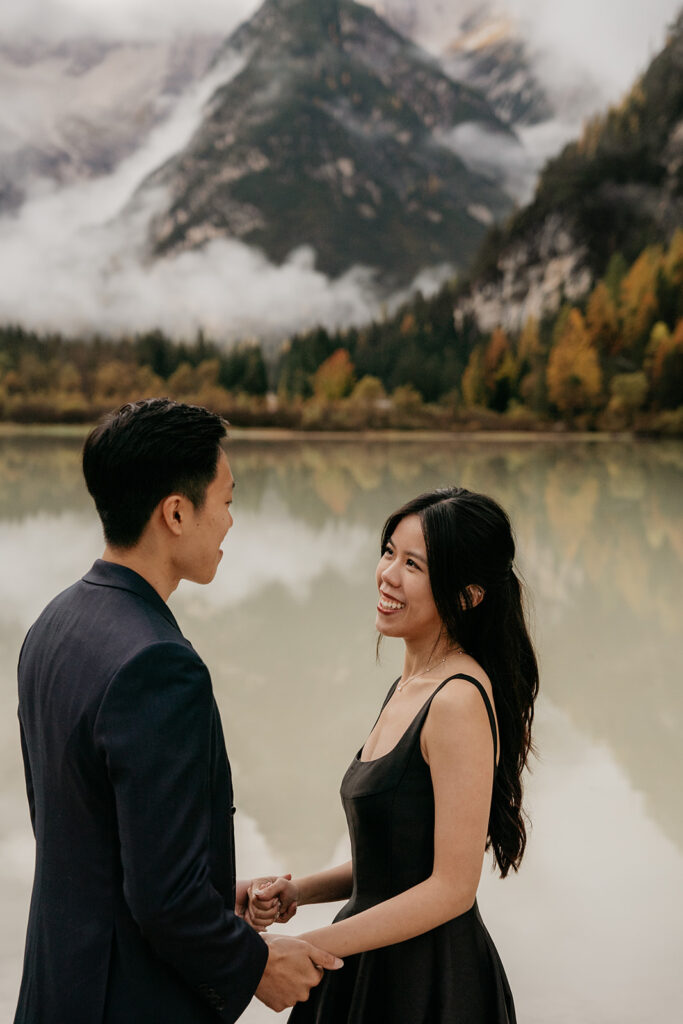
[405,550,427,563]
[385,537,427,564]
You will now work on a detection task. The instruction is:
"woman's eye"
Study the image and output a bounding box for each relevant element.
[406,558,417,568]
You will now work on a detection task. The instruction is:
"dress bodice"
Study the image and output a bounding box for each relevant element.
[340,673,498,914]
[288,673,515,1024]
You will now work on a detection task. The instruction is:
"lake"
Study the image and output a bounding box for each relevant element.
[0,432,681,1022]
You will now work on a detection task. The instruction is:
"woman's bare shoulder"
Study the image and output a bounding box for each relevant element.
[422,659,498,762]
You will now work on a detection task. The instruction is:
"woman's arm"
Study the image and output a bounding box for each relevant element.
[247,862,353,929]
[296,860,354,905]
[298,681,495,958]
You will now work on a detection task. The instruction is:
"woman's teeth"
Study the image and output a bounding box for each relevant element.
[379,597,404,610]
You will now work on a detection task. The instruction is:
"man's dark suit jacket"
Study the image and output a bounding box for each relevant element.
[15,559,268,1023]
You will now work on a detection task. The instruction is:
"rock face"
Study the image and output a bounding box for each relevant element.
[0,35,220,211]
[454,215,592,333]
[441,10,552,127]
[142,0,515,285]
[454,11,683,334]
[363,0,553,127]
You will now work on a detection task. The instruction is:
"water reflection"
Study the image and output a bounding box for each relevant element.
[0,435,681,1022]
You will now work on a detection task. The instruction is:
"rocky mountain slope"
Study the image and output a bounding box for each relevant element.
[365,1,552,127]
[0,35,220,212]
[454,10,683,333]
[440,10,552,127]
[141,0,515,285]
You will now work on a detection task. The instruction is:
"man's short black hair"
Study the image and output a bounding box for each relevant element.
[83,398,228,548]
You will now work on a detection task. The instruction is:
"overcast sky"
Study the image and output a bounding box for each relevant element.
[2,0,681,105]
[0,0,680,341]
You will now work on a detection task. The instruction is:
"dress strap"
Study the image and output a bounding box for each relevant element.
[428,673,499,770]
[382,677,401,710]
[369,677,400,731]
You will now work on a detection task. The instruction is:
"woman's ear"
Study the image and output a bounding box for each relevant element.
[462,584,485,609]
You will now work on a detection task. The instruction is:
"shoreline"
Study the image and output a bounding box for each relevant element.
[0,423,652,443]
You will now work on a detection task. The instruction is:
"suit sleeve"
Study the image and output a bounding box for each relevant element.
[18,716,36,837]
[93,641,267,1020]
[17,633,36,836]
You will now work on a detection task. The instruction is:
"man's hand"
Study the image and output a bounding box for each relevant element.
[255,934,343,1012]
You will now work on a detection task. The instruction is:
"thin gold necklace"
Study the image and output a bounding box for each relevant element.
[396,647,465,692]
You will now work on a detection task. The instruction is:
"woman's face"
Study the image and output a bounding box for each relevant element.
[375,514,443,643]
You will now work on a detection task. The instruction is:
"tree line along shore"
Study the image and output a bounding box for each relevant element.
[1,232,681,435]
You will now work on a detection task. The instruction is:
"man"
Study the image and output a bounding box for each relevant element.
[15,399,340,1023]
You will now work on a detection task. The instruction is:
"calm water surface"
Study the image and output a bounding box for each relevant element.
[0,434,681,1023]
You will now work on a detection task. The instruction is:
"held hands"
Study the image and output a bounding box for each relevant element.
[246,874,300,931]
[255,934,343,1012]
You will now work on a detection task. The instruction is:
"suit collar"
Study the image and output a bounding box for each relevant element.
[82,559,180,631]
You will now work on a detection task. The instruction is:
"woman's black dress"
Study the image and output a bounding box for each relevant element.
[289,673,516,1024]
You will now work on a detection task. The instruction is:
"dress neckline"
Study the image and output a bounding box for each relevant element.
[356,674,456,765]
[356,673,499,769]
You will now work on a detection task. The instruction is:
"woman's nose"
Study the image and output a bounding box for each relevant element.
[381,562,398,586]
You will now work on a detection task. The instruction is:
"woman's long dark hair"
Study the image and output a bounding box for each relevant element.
[381,487,539,878]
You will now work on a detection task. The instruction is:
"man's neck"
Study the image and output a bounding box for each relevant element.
[101,543,179,603]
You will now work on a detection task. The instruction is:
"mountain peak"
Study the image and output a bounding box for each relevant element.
[141,0,513,285]
[251,0,343,50]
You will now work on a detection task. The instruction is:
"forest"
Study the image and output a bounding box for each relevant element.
[0,230,681,434]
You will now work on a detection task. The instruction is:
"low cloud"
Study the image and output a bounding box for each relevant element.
[0,180,392,343]
[505,0,681,105]
[440,118,585,203]
[0,46,402,344]
[0,173,384,342]
[3,0,679,343]
[367,1,681,116]
[0,0,260,44]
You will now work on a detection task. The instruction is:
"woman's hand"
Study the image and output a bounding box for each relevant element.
[248,873,299,931]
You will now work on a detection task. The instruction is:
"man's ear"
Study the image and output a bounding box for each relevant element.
[161,495,185,536]
[461,584,485,609]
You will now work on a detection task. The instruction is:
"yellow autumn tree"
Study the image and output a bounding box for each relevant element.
[546,308,603,416]
[517,316,546,411]
[619,246,662,352]
[484,327,509,375]
[57,362,83,393]
[648,318,683,408]
[167,362,197,397]
[312,348,355,400]
[93,359,138,402]
[606,372,648,425]
[461,347,486,407]
[586,281,619,355]
[664,228,683,288]
[399,312,417,336]
[644,322,671,385]
[518,317,541,365]
[350,375,386,406]
[481,328,518,411]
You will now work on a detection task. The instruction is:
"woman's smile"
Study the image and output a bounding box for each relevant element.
[377,591,405,613]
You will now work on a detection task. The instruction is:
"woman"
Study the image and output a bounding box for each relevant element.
[248,487,538,1023]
